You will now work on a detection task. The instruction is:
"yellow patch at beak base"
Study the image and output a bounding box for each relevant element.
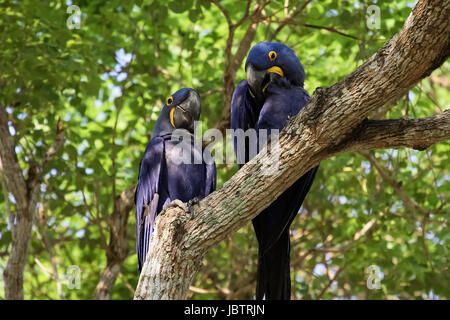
[169,107,175,128]
[267,66,284,77]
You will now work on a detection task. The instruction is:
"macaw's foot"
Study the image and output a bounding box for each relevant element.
[186,197,200,219]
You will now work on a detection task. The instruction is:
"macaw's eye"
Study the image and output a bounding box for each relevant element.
[166,96,173,106]
[268,51,277,61]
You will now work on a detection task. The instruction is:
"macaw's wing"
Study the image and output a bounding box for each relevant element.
[205,156,216,196]
[231,80,249,132]
[256,84,311,132]
[253,84,316,252]
[231,80,253,168]
[252,164,318,300]
[135,137,165,272]
[254,165,319,254]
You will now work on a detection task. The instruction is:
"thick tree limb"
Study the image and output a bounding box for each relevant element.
[135,0,449,300]
[335,110,450,153]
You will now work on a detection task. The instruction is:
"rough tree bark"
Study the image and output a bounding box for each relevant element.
[0,110,65,300]
[134,0,449,300]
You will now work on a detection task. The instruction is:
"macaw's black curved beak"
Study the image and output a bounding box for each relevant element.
[246,63,283,103]
[171,89,201,134]
[246,63,266,103]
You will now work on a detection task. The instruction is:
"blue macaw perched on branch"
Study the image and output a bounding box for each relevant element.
[135,88,216,272]
[231,42,319,299]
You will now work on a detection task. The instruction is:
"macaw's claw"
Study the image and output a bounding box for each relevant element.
[186,197,200,219]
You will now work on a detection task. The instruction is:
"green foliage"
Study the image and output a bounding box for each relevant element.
[0,0,448,300]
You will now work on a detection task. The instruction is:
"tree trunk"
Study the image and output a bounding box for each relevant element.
[135,0,449,300]
[3,209,33,300]
[0,110,65,299]
[94,262,123,300]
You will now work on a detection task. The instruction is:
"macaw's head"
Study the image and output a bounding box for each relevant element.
[245,42,305,102]
[152,88,201,137]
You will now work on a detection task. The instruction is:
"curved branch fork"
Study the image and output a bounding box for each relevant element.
[135,0,450,300]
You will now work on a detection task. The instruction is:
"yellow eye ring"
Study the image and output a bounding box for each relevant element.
[268,51,277,61]
[166,96,174,106]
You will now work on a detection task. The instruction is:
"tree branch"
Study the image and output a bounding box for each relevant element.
[316,264,346,300]
[334,110,450,154]
[210,0,233,28]
[211,1,265,136]
[359,151,428,216]
[301,23,358,40]
[27,118,65,200]
[156,66,187,87]
[34,196,64,300]
[268,0,312,41]
[266,17,359,40]
[430,75,450,89]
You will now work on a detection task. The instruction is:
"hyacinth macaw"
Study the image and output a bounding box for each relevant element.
[135,88,216,272]
[231,42,319,299]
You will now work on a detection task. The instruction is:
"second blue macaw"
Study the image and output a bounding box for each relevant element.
[231,42,319,299]
[135,88,216,272]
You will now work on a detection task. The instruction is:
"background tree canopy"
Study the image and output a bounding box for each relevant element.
[0,0,448,300]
